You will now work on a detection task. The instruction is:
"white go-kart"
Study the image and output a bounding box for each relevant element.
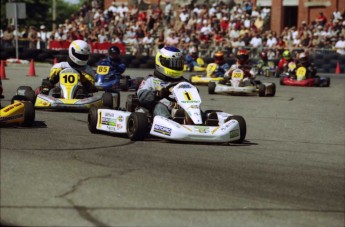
[88,81,246,144]
[208,68,276,97]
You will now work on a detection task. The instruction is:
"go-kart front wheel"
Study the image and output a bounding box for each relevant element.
[225,115,246,143]
[208,82,216,94]
[88,106,100,133]
[102,92,118,109]
[127,112,149,141]
[22,101,35,127]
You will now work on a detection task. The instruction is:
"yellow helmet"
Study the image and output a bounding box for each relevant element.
[155,46,184,79]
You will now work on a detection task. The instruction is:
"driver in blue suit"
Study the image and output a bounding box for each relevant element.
[96,46,126,86]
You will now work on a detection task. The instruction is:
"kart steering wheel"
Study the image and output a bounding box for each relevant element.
[163,82,180,102]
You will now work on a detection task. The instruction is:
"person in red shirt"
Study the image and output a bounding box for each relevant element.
[316,12,327,26]
[275,50,295,77]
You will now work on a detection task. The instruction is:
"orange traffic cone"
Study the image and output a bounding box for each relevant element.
[335,61,341,74]
[0,60,7,80]
[53,57,58,65]
[27,59,37,77]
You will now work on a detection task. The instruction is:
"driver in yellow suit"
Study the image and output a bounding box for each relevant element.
[47,40,96,95]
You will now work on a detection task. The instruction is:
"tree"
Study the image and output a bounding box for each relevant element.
[0,0,80,31]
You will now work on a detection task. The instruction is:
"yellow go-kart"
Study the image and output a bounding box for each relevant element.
[183,57,206,72]
[0,94,35,127]
[188,63,224,85]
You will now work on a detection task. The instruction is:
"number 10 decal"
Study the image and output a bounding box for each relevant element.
[62,75,76,83]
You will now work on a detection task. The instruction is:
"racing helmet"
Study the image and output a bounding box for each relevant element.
[214,51,225,64]
[282,50,291,60]
[259,51,268,61]
[298,52,308,64]
[108,45,121,61]
[68,40,91,66]
[236,49,249,65]
[191,51,198,60]
[155,46,184,80]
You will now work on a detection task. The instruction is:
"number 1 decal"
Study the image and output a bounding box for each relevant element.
[184,91,192,101]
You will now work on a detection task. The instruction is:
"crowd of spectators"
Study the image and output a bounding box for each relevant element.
[1,0,345,59]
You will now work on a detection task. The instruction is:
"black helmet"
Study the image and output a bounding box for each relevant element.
[108,46,120,60]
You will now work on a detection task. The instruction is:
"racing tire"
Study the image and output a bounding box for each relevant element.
[120,77,129,91]
[111,91,120,109]
[88,106,99,134]
[324,77,330,87]
[22,101,35,127]
[208,82,216,94]
[24,89,37,104]
[127,112,149,141]
[126,94,139,112]
[258,84,266,97]
[102,92,114,109]
[267,83,276,97]
[313,76,320,87]
[280,77,285,85]
[225,115,246,143]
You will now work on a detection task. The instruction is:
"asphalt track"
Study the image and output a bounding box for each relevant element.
[1,63,344,227]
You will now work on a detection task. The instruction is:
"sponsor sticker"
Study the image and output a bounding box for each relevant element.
[194,126,210,133]
[153,124,172,136]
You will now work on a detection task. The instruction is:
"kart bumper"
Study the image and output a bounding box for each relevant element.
[215,84,257,95]
[150,116,242,143]
[35,94,103,110]
[191,76,223,84]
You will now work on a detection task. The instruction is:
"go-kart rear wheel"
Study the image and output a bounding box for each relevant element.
[126,94,139,112]
[25,89,36,104]
[325,77,330,87]
[225,115,246,143]
[127,112,149,141]
[102,92,114,109]
[314,76,320,87]
[88,106,99,133]
[279,77,283,86]
[208,82,216,94]
[22,101,35,127]
[258,84,266,97]
[120,77,129,91]
[267,83,276,97]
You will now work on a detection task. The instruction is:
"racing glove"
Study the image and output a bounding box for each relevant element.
[155,87,170,100]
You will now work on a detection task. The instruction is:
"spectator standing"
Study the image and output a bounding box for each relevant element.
[249,33,262,57]
[28,26,38,49]
[334,35,345,55]
[3,26,14,48]
[37,25,49,49]
[142,32,155,56]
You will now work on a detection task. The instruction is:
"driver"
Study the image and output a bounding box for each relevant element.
[47,40,96,95]
[275,50,295,77]
[224,49,254,81]
[210,51,229,77]
[294,51,317,78]
[185,49,202,72]
[137,45,185,118]
[97,46,126,81]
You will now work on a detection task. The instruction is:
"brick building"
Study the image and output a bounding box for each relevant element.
[104,0,344,35]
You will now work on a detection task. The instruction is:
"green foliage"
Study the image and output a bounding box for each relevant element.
[0,0,81,31]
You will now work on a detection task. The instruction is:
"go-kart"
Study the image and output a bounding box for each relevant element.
[208,68,276,97]
[0,93,35,127]
[95,62,143,92]
[19,68,120,110]
[88,81,246,144]
[257,61,276,77]
[280,65,330,87]
[183,57,206,72]
[188,63,224,85]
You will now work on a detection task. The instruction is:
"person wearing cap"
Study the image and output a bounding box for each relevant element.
[96,45,126,83]
[37,25,48,49]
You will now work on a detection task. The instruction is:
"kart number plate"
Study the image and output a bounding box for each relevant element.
[97,66,110,75]
[296,67,306,79]
[60,72,78,86]
[232,72,244,79]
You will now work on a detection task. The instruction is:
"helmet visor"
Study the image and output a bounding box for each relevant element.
[159,56,184,70]
[72,48,89,61]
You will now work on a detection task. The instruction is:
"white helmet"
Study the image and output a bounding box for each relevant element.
[68,40,91,66]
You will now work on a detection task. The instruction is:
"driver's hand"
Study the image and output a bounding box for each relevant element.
[155,87,169,100]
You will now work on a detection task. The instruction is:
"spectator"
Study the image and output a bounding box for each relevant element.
[28,26,38,49]
[316,12,327,27]
[334,35,345,55]
[37,25,49,49]
[3,26,14,48]
[142,32,155,56]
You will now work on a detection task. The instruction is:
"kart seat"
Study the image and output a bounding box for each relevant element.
[205,112,219,126]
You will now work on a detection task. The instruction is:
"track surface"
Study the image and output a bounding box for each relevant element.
[1,64,344,227]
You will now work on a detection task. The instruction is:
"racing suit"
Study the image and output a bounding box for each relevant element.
[96,57,126,81]
[48,61,96,92]
[222,63,254,85]
[213,62,230,77]
[137,72,184,118]
[275,58,295,78]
